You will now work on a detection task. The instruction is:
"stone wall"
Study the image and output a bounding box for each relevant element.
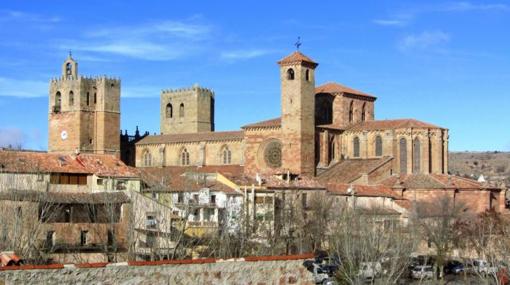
[0,254,315,285]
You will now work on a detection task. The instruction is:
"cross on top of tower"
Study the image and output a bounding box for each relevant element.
[294,36,302,50]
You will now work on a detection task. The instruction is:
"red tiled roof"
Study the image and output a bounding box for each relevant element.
[317,157,393,184]
[0,150,139,178]
[315,82,376,99]
[379,174,499,191]
[136,131,244,145]
[140,165,245,194]
[346,119,444,132]
[277,51,318,68]
[326,183,399,199]
[242,118,281,129]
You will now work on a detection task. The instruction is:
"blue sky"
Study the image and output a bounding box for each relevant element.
[0,1,509,151]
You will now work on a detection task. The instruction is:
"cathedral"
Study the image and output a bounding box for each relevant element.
[134,50,449,185]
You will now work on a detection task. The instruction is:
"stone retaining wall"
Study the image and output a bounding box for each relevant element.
[0,254,315,285]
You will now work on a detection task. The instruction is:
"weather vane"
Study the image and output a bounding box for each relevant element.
[295,36,302,50]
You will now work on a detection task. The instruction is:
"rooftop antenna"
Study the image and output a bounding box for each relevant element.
[295,36,302,50]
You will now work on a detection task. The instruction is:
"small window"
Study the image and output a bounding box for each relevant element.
[146,215,157,229]
[166,103,173,118]
[221,146,232,165]
[143,150,152,167]
[97,178,103,186]
[177,193,184,203]
[353,137,360,158]
[93,93,97,104]
[375,135,383,156]
[179,103,184,118]
[349,101,354,123]
[287,68,295,80]
[211,195,216,204]
[361,103,366,121]
[181,148,190,166]
[69,91,74,106]
[305,69,310,81]
[37,173,44,182]
[54,92,62,113]
[86,92,90,106]
[80,230,88,246]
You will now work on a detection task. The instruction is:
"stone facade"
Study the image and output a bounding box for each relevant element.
[48,55,120,155]
[160,84,214,135]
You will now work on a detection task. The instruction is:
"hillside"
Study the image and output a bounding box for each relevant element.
[449,151,510,185]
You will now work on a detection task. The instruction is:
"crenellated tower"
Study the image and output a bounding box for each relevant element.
[160,84,215,135]
[48,54,121,155]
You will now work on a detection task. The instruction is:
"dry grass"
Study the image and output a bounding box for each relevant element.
[449,151,510,184]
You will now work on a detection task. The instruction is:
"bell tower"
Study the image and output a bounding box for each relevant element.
[278,51,318,176]
[48,54,121,155]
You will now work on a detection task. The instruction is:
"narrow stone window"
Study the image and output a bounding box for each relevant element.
[69,91,74,106]
[181,148,190,166]
[400,138,408,174]
[86,92,90,106]
[375,135,383,156]
[221,146,232,164]
[353,137,360,158]
[80,230,88,246]
[349,101,354,123]
[287,68,295,80]
[305,69,310,81]
[361,103,366,121]
[413,138,421,174]
[179,103,184,118]
[143,150,152,167]
[54,92,62,113]
[166,103,173,118]
[94,93,97,104]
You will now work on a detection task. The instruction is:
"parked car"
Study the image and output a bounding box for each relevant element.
[466,259,498,275]
[444,260,464,275]
[303,254,341,285]
[411,265,434,279]
[358,262,382,281]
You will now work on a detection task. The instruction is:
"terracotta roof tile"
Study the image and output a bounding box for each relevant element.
[137,131,244,145]
[346,119,444,132]
[317,157,393,184]
[326,183,399,199]
[315,82,375,99]
[140,165,245,194]
[379,174,497,190]
[0,150,139,178]
[277,51,318,67]
[242,118,281,129]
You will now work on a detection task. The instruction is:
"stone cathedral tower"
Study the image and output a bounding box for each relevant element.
[48,54,121,155]
[278,51,318,176]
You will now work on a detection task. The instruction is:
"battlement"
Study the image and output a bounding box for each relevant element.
[161,83,214,97]
[50,75,121,84]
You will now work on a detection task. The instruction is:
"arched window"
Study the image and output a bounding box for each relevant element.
[328,136,335,163]
[69,91,74,107]
[361,103,366,121]
[181,148,190,166]
[375,135,383,156]
[349,101,354,123]
[400,138,407,174]
[353,137,360,158]
[413,138,421,174]
[54,92,62,113]
[143,150,152,167]
[305,69,310,81]
[66,63,72,77]
[160,147,166,166]
[179,103,184,118]
[86,92,90,106]
[287,68,295,80]
[221,146,232,165]
[166,103,173,118]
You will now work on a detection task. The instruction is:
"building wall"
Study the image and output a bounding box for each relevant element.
[135,139,244,167]
[160,85,214,135]
[333,95,375,128]
[243,127,283,176]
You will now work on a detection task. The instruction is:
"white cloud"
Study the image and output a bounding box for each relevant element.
[0,128,26,148]
[0,77,47,97]
[441,2,509,12]
[0,10,60,23]
[63,20,212,61]
[220,49,274,61]
[398,31,450,51]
